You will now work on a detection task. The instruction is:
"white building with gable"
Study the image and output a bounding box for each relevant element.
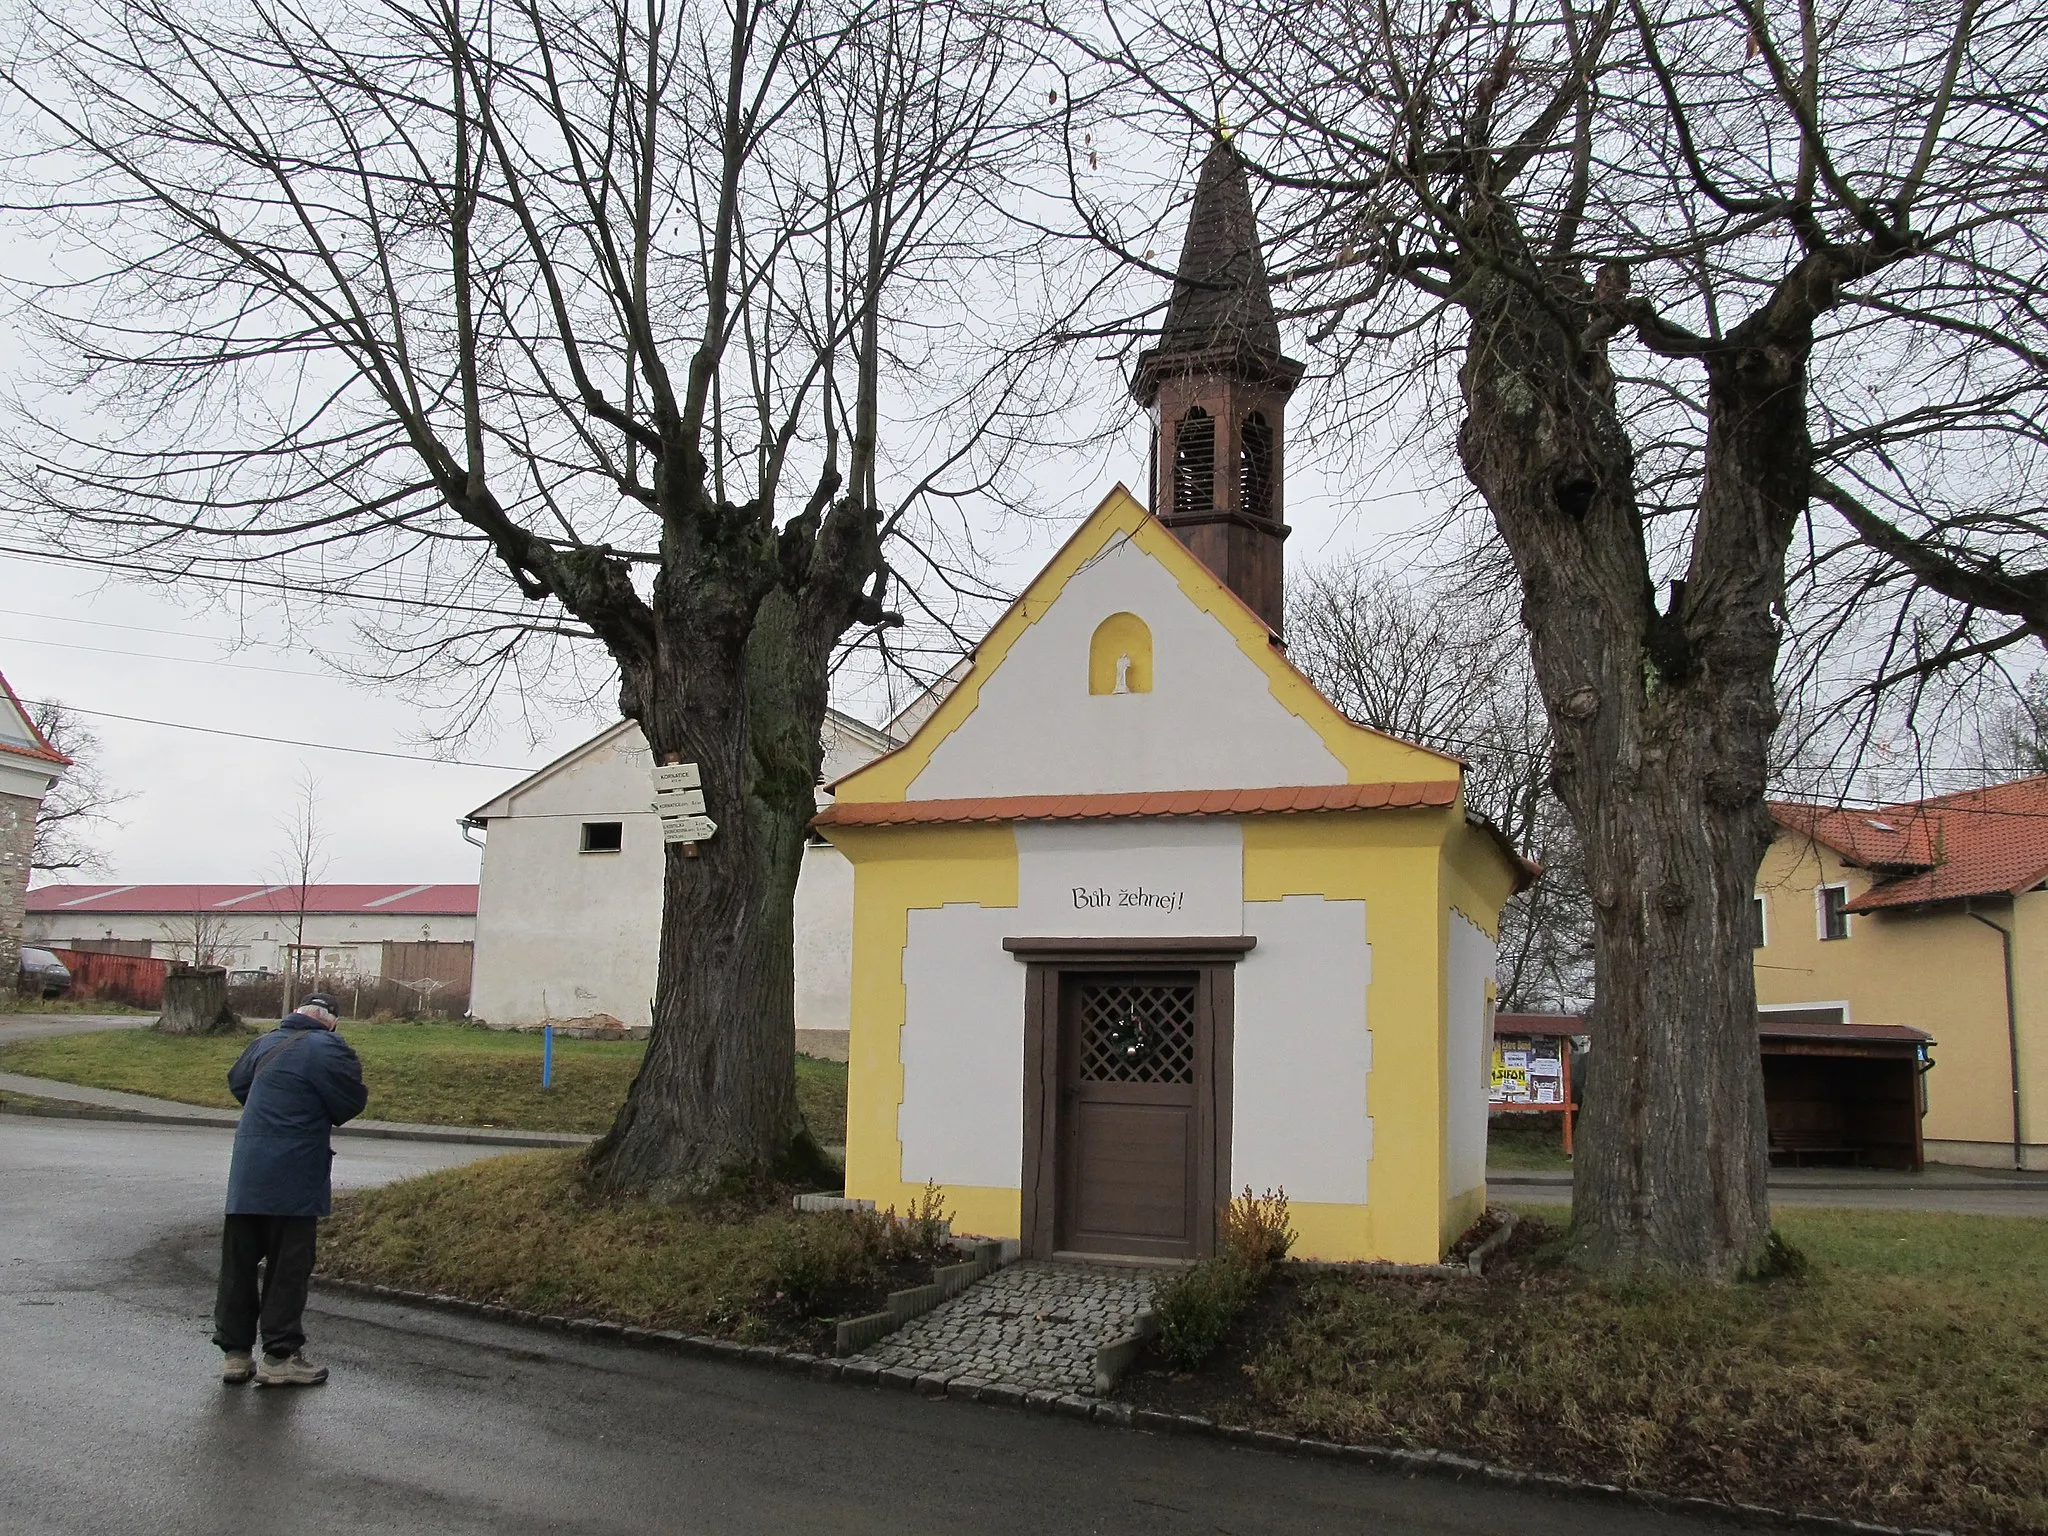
[463,710,898,1049]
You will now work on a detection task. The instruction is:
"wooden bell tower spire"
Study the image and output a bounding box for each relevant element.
[1132,138,1303,636]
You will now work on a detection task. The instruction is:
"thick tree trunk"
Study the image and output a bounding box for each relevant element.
[586,529,866,1198]
[157,965,238,1036]
[1455,249,1793,1276]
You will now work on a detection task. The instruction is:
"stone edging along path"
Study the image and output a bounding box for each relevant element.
[311,1272,1951,1536]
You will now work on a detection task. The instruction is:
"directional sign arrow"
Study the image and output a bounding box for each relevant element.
[661,814,717,844]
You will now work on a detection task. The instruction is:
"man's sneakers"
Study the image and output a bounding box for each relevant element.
[221,1350,255,1385]
[255,1351,329,1387]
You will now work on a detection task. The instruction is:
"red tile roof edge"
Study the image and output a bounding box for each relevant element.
[0,669,72,768]
[814,781,1460,828]
[1773,776,2048,910]
[25,883,479,916]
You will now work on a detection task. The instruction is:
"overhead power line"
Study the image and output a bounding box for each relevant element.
[0,542,571,624]
[21,698,537,772]
[0,630,335,679]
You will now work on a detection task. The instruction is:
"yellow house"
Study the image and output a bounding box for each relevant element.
[1756,778,2048,1171]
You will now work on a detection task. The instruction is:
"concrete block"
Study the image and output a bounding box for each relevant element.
[834,1311,895,1356]
[886,1283,943,1325]
[792,1193,876,1214]
[933,1261,977,1299]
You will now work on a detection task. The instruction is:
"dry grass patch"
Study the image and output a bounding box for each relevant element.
[0,1023,848,1142]
[1122,1210,2047,1534]
[319,1149,950,1352]
[1485,1114,1572,1171]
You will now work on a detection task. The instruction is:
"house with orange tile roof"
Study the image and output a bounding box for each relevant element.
[1757,777,2048,1170]
[817,144,1530,1264]
[0,668,71,1003]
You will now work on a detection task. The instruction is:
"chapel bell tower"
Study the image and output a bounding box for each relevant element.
[1132,137,1304,636]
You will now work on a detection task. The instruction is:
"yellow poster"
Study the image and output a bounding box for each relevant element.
[1489,1042,1532,1102]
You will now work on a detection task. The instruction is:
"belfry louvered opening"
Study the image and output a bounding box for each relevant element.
[1172,407,1215,516]
[1239,410,1274,519]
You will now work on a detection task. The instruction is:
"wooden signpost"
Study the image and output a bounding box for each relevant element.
[652,759,715,852]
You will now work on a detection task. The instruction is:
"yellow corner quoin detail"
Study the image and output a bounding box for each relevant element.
[1087,611,1153,695]
[835,823,1020,1237]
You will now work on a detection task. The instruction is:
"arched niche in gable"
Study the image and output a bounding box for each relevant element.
[1088,611,1154,695]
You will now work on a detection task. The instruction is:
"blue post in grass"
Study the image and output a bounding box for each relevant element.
[542,1024,554,1089]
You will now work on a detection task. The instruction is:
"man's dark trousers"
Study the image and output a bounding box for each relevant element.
[212,1214,318,1358]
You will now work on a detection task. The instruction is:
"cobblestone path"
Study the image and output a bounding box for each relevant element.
[858,1260,1168,1395]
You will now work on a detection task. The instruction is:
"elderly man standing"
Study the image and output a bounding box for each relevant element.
[214,991,368,1387]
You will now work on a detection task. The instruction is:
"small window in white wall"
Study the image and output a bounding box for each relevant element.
[1751,895,1767,948]
[581,821,624,853]
[1818,884,1850,941]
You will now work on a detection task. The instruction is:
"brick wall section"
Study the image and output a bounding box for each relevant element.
[0,791,34,1006]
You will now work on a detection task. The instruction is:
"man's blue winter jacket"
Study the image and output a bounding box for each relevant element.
[224,1013,368,1217]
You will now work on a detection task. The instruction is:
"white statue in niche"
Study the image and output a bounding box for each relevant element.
[1113,653,1133,694]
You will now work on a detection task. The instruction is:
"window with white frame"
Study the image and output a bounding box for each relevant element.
[1751,894,1768,948]
[1818,884,1850,941]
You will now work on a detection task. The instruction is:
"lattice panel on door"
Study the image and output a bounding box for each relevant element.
[1078,980,1197,1084]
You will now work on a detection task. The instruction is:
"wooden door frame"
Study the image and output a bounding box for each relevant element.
[1006,936,1253,1261]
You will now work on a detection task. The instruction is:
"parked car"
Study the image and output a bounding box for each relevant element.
[226,968,275,986]
[18,947,72,999]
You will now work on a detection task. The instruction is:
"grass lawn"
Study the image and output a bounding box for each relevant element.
[0,1023,848,1142]
[1485,1112,1572,1171]
[1122,1208,2048,1533]
[319,1149,952,1352]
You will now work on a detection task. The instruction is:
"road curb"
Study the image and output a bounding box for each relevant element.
[309,1273,1952,1536]
[0,1097,588,1149]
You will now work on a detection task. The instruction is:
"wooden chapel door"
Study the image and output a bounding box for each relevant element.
[1056,969,1203,1259]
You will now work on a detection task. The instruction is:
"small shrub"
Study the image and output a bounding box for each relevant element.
[1151,1253,1263,1370]
[1741,1227,1809,1282]
[768,1216,875,1316]
[844,1185,952,1267]
[1222,1186,1295,1266]
[906,1180,951,1249]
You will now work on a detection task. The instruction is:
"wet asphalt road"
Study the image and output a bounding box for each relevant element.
[0,1117,1765,1536]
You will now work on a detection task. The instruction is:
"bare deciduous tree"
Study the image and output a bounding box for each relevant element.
[156,899,245,970]
[4,0,1070,1194]
[1288,557,1592,1010]
[28,700,131,877]
[1076,0,2048,1273]
[265,769,332,1011]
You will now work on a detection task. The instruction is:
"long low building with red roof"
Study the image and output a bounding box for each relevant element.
[23,882,477,987]
[1756,776,2048,1170]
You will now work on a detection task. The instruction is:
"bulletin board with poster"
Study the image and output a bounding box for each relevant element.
[1490,1016,1579,1155]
